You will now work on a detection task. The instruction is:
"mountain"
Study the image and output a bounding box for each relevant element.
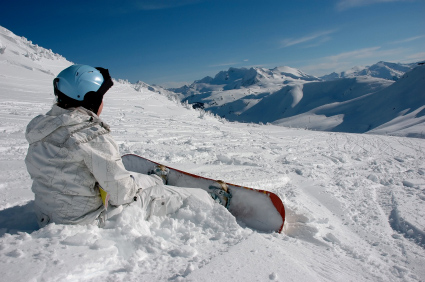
[320,61,417,81]
[171,66,322,117]
[170,62,423,138]
[237,76,393,124]
[274,65,425,137]
[172,66,319,96]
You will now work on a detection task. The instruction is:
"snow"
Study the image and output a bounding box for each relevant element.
[1,25,425,281]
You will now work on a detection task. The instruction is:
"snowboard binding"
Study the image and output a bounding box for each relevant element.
[149,164,169,185]
[209,180,232,209]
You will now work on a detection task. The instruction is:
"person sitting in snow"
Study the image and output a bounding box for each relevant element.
[25,64,220,227]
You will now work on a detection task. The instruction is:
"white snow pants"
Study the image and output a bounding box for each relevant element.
[137,185,214,219]
[132,173,214,219]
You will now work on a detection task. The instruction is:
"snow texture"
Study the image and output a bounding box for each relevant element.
[1,25,425,281]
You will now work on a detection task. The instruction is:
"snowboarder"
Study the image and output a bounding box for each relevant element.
[25,64,217,228]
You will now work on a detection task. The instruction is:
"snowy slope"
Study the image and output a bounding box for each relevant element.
[0,26,72,77]
[1,26,425,282]
[275,66,425,137]
[237,76,393,124]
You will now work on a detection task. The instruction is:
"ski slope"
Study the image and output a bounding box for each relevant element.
[1,26,425,281]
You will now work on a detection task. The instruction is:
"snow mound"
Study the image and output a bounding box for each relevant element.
[0,200,251,281]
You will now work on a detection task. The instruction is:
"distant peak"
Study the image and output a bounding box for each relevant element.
[320,61,418,81]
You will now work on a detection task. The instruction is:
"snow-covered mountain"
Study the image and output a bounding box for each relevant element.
[320,61,417,81]
[275,66,425,137]
[1,25,425,282]
[171,66,322,119]
[172,66,319,95]
[237,76,393,124]
[171,62,424,138]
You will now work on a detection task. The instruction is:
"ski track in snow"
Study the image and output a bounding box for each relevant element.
[0,32,425,280]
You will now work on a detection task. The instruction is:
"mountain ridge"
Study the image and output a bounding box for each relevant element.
[169,62,424,138]
[320,61,417,81]
[171,66,319,96]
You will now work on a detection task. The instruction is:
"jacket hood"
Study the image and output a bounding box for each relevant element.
[25,105,106,145]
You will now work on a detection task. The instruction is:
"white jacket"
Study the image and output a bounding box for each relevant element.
[25,105,161,227]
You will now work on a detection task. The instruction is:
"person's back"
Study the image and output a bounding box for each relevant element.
[25,105,113,226]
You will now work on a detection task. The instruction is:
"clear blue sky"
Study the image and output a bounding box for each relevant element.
[1,0,424,87]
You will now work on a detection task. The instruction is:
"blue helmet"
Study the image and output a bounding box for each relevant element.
[54,65,104,101]
[54,64,113,113]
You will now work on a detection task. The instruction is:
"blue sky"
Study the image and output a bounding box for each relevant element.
[1,0,424,87]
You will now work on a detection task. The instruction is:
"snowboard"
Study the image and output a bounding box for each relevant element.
[122,154,285,233]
